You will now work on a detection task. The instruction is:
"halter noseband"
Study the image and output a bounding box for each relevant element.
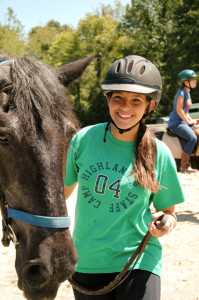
[0,190,70,247]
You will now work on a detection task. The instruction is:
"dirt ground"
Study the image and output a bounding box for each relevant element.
[0,172,198,300]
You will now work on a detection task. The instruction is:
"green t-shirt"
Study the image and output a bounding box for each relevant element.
[65,123,185,276]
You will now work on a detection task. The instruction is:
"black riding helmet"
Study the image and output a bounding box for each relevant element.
[102,55,162,104]
[101,55,162,138]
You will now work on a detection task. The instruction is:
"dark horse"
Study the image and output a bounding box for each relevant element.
[0,53,100,300]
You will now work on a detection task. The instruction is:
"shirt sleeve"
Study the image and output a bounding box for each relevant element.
[151,142,186,210]
[64,135,79,186]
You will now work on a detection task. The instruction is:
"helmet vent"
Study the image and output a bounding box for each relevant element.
[139,65,146,75]
[115,62,121,73]
[127,61,134,73]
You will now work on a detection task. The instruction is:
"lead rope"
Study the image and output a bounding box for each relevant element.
[0,191,19,246]
[0,191,11,246]
[68,214,168,295]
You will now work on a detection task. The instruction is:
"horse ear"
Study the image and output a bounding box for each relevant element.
[53,53,102,87]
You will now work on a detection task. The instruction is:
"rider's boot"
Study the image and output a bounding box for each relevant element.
[180,152,198,173]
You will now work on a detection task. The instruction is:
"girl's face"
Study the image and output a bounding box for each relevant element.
[185,77,197,89]
[189,77,197,88]
[108,91,155,141]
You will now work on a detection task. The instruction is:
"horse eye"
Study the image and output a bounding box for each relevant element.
[0,133,8,145]
[4,90,10,95]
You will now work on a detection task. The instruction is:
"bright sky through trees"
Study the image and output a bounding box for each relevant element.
[0,0,130,33]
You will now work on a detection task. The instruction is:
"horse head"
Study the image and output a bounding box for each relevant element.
[0,53,101,300]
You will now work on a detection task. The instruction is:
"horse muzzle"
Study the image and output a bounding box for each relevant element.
[20,257,77,300]
[16,229,78,300]
[22,260,54,289]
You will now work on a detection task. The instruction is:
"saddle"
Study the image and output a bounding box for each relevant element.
[153,128,186,150]
[166,128,187,150]
[167,127,198,154]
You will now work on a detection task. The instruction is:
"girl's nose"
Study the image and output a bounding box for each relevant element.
[120,100,130,108]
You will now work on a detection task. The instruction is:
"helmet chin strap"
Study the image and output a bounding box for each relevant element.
[103,112,149,142]
[111,104,150,134]
[111,116,145,134]
[184,80,192,90]
[103,104,151,142]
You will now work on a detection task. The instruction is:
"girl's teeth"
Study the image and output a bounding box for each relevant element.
[119,113,131,118]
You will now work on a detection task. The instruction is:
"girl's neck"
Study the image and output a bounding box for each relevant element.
[110,123,138,142]
[183,86,191,94]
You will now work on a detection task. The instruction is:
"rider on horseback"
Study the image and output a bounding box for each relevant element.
[168,69,199,173]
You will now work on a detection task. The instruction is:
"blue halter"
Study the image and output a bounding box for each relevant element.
[0,60,11,66]
[7,207,70,228]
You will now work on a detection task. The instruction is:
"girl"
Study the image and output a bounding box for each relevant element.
[64,55,185,300]
[168,69,199,173]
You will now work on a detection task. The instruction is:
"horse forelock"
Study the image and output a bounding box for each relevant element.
[7,57,79,138]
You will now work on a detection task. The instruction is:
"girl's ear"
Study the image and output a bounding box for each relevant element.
[107,93,111,104]
[184,80,189,86]
[149,100,156,112]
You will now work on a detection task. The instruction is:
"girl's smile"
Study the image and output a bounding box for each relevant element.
[117,113,133,119]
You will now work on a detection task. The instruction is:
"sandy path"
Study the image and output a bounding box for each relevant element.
[0,173,199,299]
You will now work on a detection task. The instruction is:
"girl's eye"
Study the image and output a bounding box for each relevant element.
[132,98,141,103]
[113,97,122,102]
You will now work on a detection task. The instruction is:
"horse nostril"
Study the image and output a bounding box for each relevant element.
[22,262,52,288]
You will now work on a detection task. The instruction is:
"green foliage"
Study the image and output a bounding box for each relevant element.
[48,29,82,66]
[47,8,126,126]
[0,7,26,56]
[26,21,72,62]
[1,1,199,125]
[120,0,199,122]
[165,0,199,103]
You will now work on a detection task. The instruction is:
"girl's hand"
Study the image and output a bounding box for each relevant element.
[189,119,197,126]
[148,211,173,238]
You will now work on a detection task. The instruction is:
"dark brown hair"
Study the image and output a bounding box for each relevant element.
[133,121,160,193]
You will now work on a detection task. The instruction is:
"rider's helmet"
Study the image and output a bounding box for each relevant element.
[101,55,162,107]
[177,69,198,86]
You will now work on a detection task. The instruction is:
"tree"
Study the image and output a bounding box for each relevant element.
[27,21,72,62]
[48,7,126,126]
[121,0,199,122]
[2,2,198,125]
[0,7,26,56]
[164,0,199,103]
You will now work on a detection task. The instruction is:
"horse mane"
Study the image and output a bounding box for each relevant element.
[0,54,79,139]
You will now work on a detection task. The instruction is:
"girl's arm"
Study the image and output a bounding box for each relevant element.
[176,95,195,125]
[186,113,192,121]
[64,183,77,200]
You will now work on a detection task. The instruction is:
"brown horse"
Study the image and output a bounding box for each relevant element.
[0,53,100,300]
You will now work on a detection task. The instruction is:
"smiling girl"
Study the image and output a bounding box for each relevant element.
[107,91,155,142]
[64,55,185,300]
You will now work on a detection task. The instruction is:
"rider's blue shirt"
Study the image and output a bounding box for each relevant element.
[168,89,191,127]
